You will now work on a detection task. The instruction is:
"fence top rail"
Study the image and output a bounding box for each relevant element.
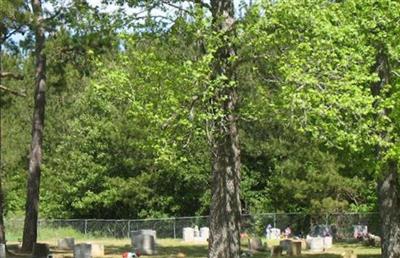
[6,212,379,222]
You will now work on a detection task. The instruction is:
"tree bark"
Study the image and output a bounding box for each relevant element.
[0,177,5,244]
[21,0,46,252]
[378,160,400,258]
[372,50,400,258]
[208,1,241,258]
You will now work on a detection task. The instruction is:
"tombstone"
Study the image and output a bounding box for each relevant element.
[289,241,302,256]
[74,243,92,258]
[183,227,194,242]
[353,225,368,239]
[130,230,157,247]
[307,237,324,252]
[57,238,75,250]
[270,228,281,240]
[133,234,156,255]
[279,239,292,252]
[0,243,5,258]
[271,246,283,257]
[200,227,209,241]
[323,236,333,249]
[90,243,104,256]
[32,243,50,258]
[248,238,263,252]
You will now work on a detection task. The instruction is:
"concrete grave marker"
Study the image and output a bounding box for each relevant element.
[57,238,75,250]
[200,227,209,241]
[33,243,50,258]
[248,238,263,252]
[183,227,194,242]
[74,243,92,258]
[0,243,5,258]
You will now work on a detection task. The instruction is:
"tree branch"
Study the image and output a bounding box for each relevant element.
[1,72,24,80]
[0,85,26,97]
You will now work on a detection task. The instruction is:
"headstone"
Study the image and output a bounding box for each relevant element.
[248,238,263,252]
[200,227,209,241]
[89,243,104,256]
[0,243,5,258]
[57,238,75,250]
[130,230,157,247]
[353,225,368,239]
[74,244,92,258]
[279,239,292,252]
[183,227,194,242]
[289,241,302,256]
[133,234,156,255]
[271,246,283,257]
[33,243,50,258]
[270,228,281,240]
[307,237,324,252]
[323,236,333,249]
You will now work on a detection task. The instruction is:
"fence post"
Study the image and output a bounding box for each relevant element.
[173,218,176,239]
[84,219,88,236]
[128,220,131,239]
[273,214,277,228]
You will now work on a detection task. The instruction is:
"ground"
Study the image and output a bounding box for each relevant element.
[6,238,381,258]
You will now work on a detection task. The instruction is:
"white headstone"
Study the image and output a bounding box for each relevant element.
[307,236,324,252]
[58,238,75,250]
[183,227,194,242]
[0,244,5,258]
[323,236,333,249]
[270,228,281,240]
[200,227,210,240]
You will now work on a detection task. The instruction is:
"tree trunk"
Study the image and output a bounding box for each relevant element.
[0,177,5,244]
[372,51,400,257]
[21,0,46,252]
[208,1,241,258]
[378,160,400,258]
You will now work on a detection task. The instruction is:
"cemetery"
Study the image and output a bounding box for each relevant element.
[2,222,381,258]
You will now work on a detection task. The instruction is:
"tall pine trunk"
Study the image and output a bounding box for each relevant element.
[208,1,241,258]
[0,177,5,244]
[372,51,400,258]
[21,0,46,252]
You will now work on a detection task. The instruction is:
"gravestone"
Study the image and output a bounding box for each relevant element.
[0,243,5,258]
[74,243,92,258]
[353,225,368,239]
[130,230,157,246]
[33,243,50,258]
[306,237,324,252]
[270,228,281,240]
[323,236,333,249]
[248,238,263,252]
[133,234,156,255]
[58,238,75,250]
[183,227,194,242]
[289,241,302,256]
[279,239,292,252]
[90,243,104,256]
[271,246,283,257]
[200,227,209,241]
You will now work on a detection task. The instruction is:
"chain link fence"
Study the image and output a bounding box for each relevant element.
[5,213,379,241]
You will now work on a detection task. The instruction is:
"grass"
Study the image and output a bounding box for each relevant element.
[6,238,381,258]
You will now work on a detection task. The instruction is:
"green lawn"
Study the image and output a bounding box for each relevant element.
[6,238,381,258]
